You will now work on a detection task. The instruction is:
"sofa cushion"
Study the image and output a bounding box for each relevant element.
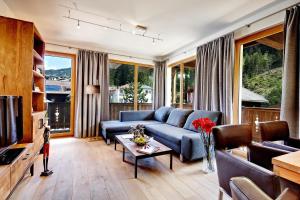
[166,109,193,127]
[154,106,174,122]
[183,110,222,132]
[145,124,196,145]
[101,120,161,133]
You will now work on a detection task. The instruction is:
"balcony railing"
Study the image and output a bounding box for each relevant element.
[241,107,280,141]
[47,102,70,133]
[109,103,152,120]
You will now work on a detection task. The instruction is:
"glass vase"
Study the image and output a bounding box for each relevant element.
[202,144,216,173]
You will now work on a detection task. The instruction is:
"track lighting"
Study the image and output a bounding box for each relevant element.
[64,15,162,43]
[77,20,80,29]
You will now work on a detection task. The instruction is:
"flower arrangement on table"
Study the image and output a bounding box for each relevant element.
[128,124,150,146]
[192,117,216,173]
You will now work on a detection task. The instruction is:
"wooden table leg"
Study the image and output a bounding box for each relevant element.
[170,153,173,170]
[114,139,117,150]
[122,147,125,162]
[135,158,138,178]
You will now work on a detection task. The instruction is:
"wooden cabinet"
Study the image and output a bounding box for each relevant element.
[0,16,45,199]
[0,166,10,200]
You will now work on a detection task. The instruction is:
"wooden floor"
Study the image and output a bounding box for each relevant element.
[10,137,226,200]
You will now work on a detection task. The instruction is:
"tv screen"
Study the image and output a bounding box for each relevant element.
[0,96,23,149]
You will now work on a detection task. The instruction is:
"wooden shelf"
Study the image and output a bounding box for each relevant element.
[33,49,44,64]
[32,91,44,94]
[32,70,44,79]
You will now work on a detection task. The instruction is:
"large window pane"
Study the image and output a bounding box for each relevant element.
[183,66,195,108]
[109,63,134,120]
[241,31,283,141]
[45,55,72,134]
[138,66,154,110]
[171,66,180,108]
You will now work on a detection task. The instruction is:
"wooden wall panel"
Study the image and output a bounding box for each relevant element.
[0,17,34,142]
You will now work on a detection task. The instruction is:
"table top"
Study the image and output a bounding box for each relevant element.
[115,134,172,157]
[272,151,300,173]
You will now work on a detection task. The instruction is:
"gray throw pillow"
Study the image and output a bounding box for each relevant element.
[183,110,222,132]
[166,109,193,127]
[154,106,174,122]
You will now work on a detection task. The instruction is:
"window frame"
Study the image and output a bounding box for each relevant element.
[168,56,196,108]
[108,59,154,111]
[45,51,77,138]
[233,24,284,124]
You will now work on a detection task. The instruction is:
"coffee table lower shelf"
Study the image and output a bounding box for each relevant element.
[115,135,173,178]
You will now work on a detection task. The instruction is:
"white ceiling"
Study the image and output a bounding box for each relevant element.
[5,0,285,58]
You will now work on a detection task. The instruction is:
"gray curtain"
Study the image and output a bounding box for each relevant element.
[153,61,166,109]
[280,6,300,138]
[193,33,234,124]
[75,49,109,138]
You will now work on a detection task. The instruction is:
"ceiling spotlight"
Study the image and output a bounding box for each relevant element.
[77,20,80,29]
[152,38,156,45]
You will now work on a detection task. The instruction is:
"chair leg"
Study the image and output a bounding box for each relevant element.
[218,188,223,200]
[106,139,110,145]
[180,154,184,162]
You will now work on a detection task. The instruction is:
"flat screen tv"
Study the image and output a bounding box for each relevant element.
[0,96,23,151]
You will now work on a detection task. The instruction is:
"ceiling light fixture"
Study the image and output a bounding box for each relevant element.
[63,14,162,43]
[77,19,80,29]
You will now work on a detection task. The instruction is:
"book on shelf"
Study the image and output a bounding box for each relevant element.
[136,144,160,155]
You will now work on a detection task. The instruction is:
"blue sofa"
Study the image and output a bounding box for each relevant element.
[101,107,222,161]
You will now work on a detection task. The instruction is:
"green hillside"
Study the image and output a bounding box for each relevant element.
[45,68,71,78]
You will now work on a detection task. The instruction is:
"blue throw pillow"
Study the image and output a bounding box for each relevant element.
[166,109,193,127]
[183,110,222,132]
[154,106,174,122]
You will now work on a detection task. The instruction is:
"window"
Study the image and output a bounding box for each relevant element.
[170,59,195,109]
[171,66,180,107]
[234,25,283,140]
[109,60,154,120]
[44,52,76,136]
[138,66,154,110]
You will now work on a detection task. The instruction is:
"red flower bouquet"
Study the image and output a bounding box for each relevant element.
[192,117,216,173]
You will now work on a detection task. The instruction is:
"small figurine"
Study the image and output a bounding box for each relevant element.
[40,125,53,176]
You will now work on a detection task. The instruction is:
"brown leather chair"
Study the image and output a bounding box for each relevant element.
[213,124,281,199]
[259,121,300,149]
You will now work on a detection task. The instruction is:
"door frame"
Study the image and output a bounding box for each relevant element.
[45,51,76,137]
[232,24,284,124]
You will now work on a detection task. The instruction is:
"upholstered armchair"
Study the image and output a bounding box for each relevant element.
[259,121,300,150]
[212,124,281,199]
[230,177,299,200]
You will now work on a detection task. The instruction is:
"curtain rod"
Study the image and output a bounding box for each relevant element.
[46,42,155,62]
[167,1,300,60]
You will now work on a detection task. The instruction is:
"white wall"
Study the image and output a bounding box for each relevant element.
[0,0,15,17]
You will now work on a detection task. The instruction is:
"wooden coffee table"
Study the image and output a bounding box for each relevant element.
[115,134,173,178]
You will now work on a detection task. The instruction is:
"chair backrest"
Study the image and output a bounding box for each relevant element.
[259,121,289,142]
[212,124,252,150]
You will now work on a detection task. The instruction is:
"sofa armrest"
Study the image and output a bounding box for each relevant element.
[181,134,206,161]
[119,110,155,122]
